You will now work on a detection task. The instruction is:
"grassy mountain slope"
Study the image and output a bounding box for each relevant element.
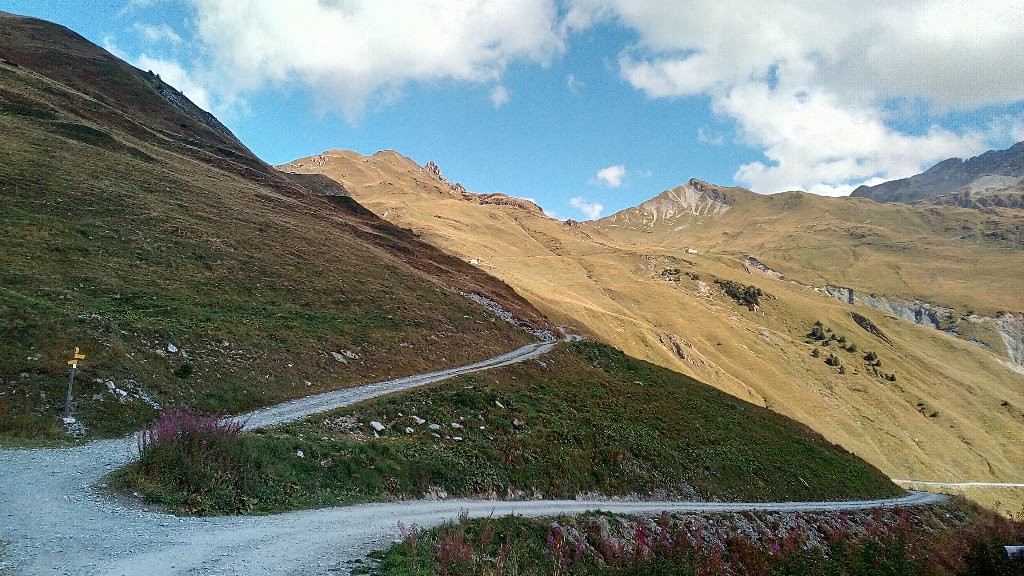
[598,179,1024,317]
[0,12,545,443]
[281,150,1024,506]
[114,342,899,515]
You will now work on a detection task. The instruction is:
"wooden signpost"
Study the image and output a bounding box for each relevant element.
[62,347,86,419]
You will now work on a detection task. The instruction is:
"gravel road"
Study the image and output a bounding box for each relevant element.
[238,338,558,429]
[894,480,1024,488]
[0,336,947,575]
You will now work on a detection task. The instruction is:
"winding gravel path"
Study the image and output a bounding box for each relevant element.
[238,339,558,429]
[0,336,947,575]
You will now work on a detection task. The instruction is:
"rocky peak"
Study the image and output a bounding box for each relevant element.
[599,178,733,232]
[420,160,543,214]
[424,161,444,180]
[424,160,476,198]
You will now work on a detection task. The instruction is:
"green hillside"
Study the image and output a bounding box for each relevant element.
[0,12,543,443]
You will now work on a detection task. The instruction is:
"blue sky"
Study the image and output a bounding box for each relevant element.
[4,1,1023,220]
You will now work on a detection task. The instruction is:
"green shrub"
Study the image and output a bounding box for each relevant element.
[714,279,764,308]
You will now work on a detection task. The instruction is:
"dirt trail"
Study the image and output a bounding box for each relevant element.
[0,335,946,575]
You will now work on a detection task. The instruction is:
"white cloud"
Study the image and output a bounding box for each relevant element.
[566,73,584,93]
[697,127,723,145]
[116,0,169,18]
[135,54,214,112]
[570,196,604,219]
[134,22,182,44]
[187,0,563,119]
[566,0,1024,194]
[594,165,626,188]
[489,85,510,108]
[719,82,991,195]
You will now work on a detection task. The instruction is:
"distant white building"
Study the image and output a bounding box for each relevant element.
[468,258,480,265]
[685,248,698,254]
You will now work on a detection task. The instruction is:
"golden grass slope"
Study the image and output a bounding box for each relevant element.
[598,180,1024,317]
[281,150,1024,509]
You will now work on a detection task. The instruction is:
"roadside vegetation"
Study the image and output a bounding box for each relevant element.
[110,342,900,515]
[360,503,1024,576]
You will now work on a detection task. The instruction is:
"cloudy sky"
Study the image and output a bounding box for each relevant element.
[6,1,1024,219]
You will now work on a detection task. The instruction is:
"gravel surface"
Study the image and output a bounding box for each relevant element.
[894,480,1024,488]
[0,336,947,575]
[239,338,558,429]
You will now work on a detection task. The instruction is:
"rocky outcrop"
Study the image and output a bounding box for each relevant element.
[825,286,957,332]
[424,160,441,178]
[149,73,246,150]
[471,193,543,213]
[423,161,540,213]
[995,313,1024,371]
[424,160,464,191]
[826,285,1024,370]
[745,256,785,280]
[931,191,1024,210]
[850,312,893,346]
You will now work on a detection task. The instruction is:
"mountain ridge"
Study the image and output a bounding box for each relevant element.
[851,140,1024,203]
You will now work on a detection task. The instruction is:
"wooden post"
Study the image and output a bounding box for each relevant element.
[62,362,76,418]
[62,347,86,419]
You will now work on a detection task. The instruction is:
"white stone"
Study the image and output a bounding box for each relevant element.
[295,450,304,458]
[495,400,506,409]
[452,436,463,441]
[370,421,385,432]
[412,416,426,425]
[428,423,441,430]
[166,343,178,354]
[451,422,463,429]
[331,352,348,364]
[513,419,524,428]
[404,427,414,434]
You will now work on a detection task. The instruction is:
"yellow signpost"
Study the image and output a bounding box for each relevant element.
[63,347,85,419]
